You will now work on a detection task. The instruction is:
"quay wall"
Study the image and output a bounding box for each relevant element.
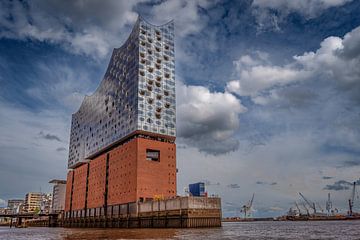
[62,197,221,228]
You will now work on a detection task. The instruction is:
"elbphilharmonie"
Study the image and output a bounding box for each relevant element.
[63,16,221,228]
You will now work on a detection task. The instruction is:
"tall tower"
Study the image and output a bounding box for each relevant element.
[65,16,176,217]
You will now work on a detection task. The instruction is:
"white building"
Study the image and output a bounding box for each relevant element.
[49,179,66,212]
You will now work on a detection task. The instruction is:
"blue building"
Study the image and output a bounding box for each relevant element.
[189,182,206,197]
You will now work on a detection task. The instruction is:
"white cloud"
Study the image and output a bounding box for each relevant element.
[0,198,6,206]
[252,0,353,32]
[0,0,144,58]
[177,81,247,154]
[341,26,360,59]
[253,0,353,16]
[0,0,216,59]
[151,0,215,37]
[226,53,307,98]
[227,25,360,104]
[34,62,95,112]
[227,65,304,96]
[294,27,360,100]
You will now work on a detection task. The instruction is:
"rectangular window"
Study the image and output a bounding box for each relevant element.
[146,149,160,161]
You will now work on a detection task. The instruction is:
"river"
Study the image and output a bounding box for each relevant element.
[1,221,359,239]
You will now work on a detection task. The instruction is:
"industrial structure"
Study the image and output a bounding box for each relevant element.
[281,183,360,221]
[241,193,255,218]
[189,182,206,197]
[63,16,221,228]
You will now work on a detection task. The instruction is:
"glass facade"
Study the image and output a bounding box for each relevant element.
[68,17,175,169]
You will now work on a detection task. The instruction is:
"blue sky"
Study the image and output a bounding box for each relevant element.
[1,0,360,217]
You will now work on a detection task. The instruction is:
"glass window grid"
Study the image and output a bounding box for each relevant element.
[68,18,175,168]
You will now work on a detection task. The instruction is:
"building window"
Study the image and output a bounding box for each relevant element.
[146,149,160,161]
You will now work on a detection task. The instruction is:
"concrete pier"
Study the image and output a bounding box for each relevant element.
[62,197,221,228]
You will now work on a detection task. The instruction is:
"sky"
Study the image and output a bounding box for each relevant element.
[0,0,360,217]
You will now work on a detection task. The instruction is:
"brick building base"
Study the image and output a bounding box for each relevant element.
[65,136,176,218]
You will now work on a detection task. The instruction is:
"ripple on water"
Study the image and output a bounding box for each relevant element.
[1,221,360,240]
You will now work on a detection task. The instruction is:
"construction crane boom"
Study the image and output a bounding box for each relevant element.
[294,201,302,215]
[302,202,310,216]
[240,193,255,218]
[249,193,255,209]
[348,182,356,216]
[299,192,316,214]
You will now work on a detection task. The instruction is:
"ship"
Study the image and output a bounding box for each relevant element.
[278,182,360,221]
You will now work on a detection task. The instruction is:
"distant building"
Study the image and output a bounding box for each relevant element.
[0,207,11,223]
[0,207,10,214]
[49,179,66,212]
[7,199,24,213]
[40,193,52,214]
[24,192,42,213]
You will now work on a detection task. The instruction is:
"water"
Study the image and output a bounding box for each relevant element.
[1,221,360,239]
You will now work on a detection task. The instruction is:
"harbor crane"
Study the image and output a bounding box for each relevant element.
[299,192,316,214]
[240,193,254,218]
[348,182,356,216]
[294,201,302,215]
[326,193,333,215]
[301,202,310,216]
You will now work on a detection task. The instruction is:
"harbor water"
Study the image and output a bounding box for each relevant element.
[1,221,360,239]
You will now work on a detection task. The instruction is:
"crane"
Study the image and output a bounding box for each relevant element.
[299,192,316,214]
[326,193,332,215]
[348,182,356,216]
[294,201,302,215]
[240,193,255,218]
[301,202,310,216]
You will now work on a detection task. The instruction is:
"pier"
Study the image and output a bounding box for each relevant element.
[0,213,60,227]
[63,197,221,228]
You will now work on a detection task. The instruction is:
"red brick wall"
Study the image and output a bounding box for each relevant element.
[136,138,177,200]
[64,171,73,211]
[71,163,88,210]
[87,155,106,208]
[108,140,138,205]
[65,137,177,212]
